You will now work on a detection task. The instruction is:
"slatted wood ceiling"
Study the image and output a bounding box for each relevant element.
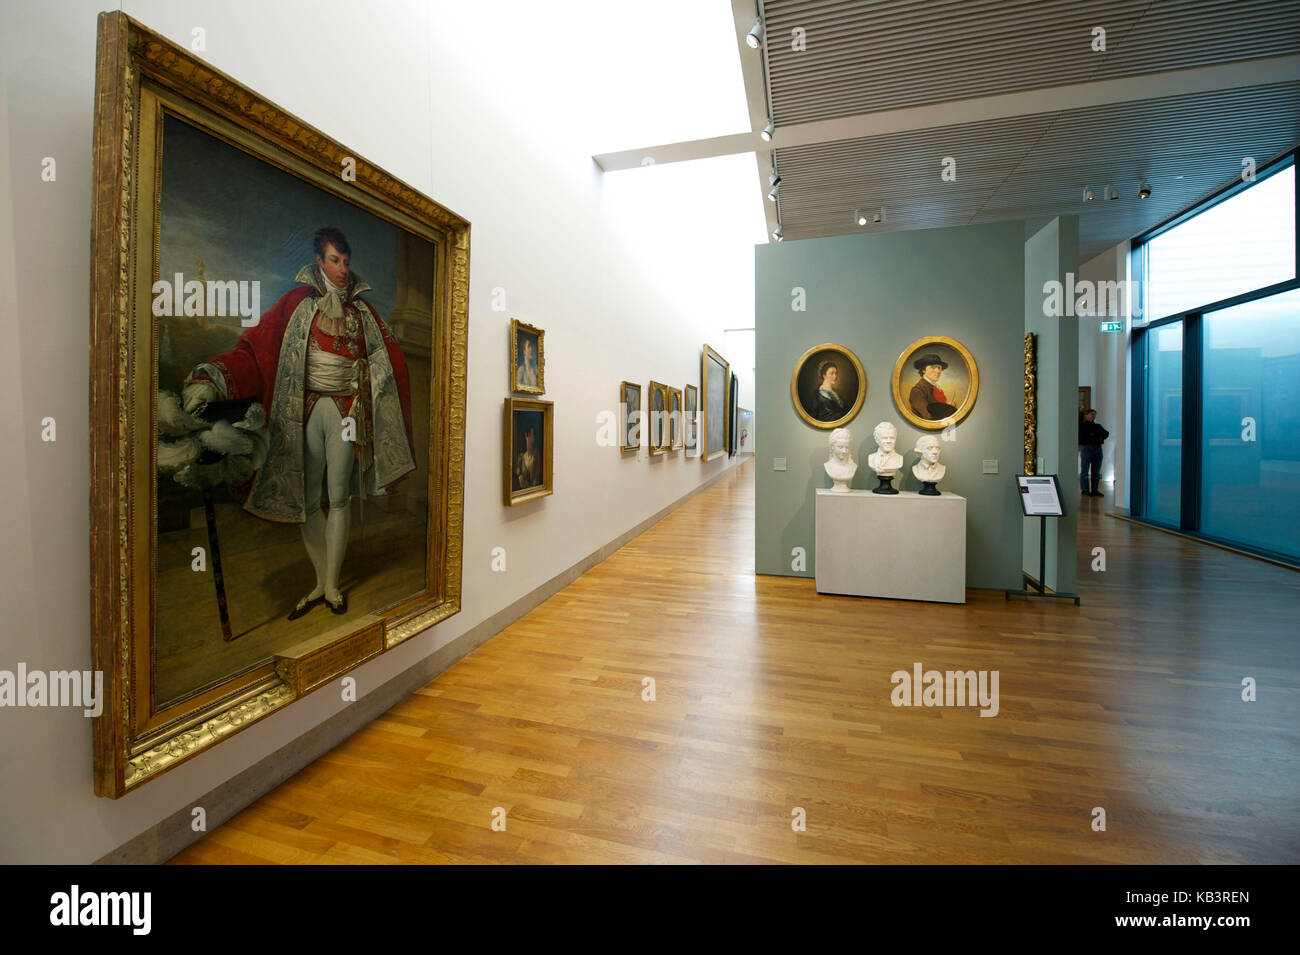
[759,0,1300,257]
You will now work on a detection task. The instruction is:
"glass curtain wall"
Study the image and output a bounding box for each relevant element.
[1133,154,1298,562]
[1200,289,1300,557]
[1143,322,1183,526]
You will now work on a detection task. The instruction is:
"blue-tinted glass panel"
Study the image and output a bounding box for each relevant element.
[1144,322,1183,525]
[1201,289,1300,558]
[1145,165,1295,321]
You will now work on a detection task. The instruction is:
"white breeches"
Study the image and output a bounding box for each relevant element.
[304,397,356,511]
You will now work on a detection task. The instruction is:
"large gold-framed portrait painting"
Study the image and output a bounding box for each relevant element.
[89,13,469,796]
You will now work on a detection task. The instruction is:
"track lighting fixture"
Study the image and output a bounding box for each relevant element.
[855,208,868,226]
[761,120,774,142]
[1138,180,1151,199]
[771,225,783,241]
[768,175,782,202]
[1083,187,1094,202]
[746,21,764,49]
[1105,183,1119,200]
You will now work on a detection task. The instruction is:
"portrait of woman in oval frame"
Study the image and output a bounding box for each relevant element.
[891,335,979,431]
[790,343,866,430]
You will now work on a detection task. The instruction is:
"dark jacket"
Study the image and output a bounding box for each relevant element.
[809,387,845,422]
[909,378,957,420]
[1079,420,1109,446]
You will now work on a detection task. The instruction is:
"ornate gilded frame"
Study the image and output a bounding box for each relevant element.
[790,343,867,430]
[684,383,699,456]
[648,381,670,455]
[504,397,554,505]
[89,13,470,797]
[669,387,685,451]
[509,318,545,395]
[701,344,730,461]
[891,335,980,431]
[619,380,641,453]
[1025,333,1038,474]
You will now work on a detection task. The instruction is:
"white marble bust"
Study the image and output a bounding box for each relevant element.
[824,427,857,492]
[912,434,947,484]
[867,421,904,476]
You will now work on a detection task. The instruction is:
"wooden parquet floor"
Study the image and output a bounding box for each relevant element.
[171,459,1300,864]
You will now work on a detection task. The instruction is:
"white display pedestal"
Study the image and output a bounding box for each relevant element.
[815,489,967,604]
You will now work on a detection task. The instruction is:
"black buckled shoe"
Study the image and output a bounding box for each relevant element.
[326,592,348,615]
[288,594,324,621]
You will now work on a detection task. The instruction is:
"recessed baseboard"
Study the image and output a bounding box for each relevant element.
[98,456,747,865]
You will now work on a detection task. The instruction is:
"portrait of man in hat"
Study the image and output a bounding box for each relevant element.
[908,352,959,421]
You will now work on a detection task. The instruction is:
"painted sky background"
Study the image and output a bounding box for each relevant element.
[159,112,400,323]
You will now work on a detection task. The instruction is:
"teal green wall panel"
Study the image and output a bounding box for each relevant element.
[755,221,1028,589]
[1022,216,1080,594]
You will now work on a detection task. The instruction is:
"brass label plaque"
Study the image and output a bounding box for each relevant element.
[276,622,385,694]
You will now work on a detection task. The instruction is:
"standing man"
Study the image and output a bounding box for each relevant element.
[181,227,416,620]
[1079,408,1109,497]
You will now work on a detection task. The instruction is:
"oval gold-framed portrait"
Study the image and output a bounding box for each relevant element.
[790,343,866,429]
[891,335,979,431]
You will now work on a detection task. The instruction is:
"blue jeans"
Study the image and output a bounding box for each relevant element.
[1080,446,1102,493]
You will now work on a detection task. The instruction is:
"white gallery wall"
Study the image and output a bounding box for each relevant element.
[1077,240,1132,508]
[0,0,766,862]
[724,327,756,452]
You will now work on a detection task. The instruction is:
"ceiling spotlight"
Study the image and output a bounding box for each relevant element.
[767,175,782,201]
[761,120,774,142]
[1083,187,1094,202]
[1105,183,1119,200]
[873,205,886,224]
[854,208,868,226]
[771,225,783,241]
[746,21,764,49]
[1138,180,1151,199]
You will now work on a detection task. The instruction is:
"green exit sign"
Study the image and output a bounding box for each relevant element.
[1101,321,1123,332]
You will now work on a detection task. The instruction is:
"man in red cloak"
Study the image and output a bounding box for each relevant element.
[181,227,415,619]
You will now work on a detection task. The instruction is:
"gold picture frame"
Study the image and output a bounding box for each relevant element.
[891,335,980,431]
[648,380,670,455]
[701,345,730,461]
[1025,333,1038,474]
[790,343,867,429]
[620,380,641,453]
[669,387,685,451]
[504,397,554,505]
[510,318,545,395]
[684,383,699,455]
[88,13,469,797]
